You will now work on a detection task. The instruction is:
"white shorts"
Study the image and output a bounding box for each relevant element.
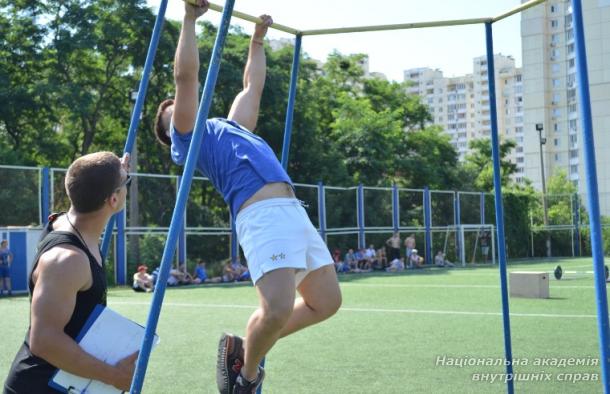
[236,198,333,285]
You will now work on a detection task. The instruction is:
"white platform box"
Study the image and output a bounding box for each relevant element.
[509,271,549,299]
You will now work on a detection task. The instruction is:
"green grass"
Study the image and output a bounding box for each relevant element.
[0,257,606,393]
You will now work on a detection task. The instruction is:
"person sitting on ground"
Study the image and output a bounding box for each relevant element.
[344,248,357,271]
[168,265,191,286]
[222,259,250,282]
[376,247,388,270]
[336,258,350,273]
[133,264,154,292]
[386,257,405,273]
[193,260,222,284]
[332,248,341,265]
[364,244,378,269]
[434,251,455,268]
[354,248,369,271]
[409,249,424,268]
[231,258,251,281]
[179,263,198,283]
[222,260,237,282]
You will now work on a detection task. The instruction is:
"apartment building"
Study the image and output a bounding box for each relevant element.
[404,55,525,180]
[521,0,610,214]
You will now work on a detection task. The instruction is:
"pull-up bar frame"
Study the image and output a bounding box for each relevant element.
[187,0,545,35]
[112,0,607,393]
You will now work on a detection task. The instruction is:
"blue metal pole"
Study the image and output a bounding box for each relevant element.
[392,184,399,232]
[423,187,432,265]
[572,0,610,389]
[116,209,126,285]
[280,34,302,170]
[41,167,50,225]
[101,0,170,260]
[178,176,186,266]
[101,217,115,260]
[318,181,327,241]
[130,1,236,392]
[485,22,514,394]
[357,184,365,249]
[573,193,581,257]
[480,192,486,225]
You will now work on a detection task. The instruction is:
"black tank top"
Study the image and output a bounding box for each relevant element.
[3,213,107,394]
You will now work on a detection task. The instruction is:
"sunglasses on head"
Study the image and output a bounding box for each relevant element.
[115,175,132,192]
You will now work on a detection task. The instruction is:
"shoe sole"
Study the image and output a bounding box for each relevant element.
[217,333,231,394]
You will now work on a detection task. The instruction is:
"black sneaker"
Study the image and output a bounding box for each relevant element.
[233,367,265,394]
[217,333,245,394]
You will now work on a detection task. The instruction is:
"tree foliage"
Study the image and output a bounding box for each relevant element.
[2,3,598,265]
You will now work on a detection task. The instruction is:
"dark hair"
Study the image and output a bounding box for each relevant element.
[65,152,122,213]
[154,99,174,146]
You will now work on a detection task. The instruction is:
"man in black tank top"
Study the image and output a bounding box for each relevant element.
[4,152,137,393]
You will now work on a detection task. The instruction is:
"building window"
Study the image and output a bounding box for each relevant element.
[551,33,560,44]
[571,165,578,174]
[552,108,561,117]
[569,119,577,130]
[554,138,559,146]
[567,43,575,54]
[568,58,575,68]
[551,19,559,28]
[568,103,577,113]
[554,123,559,132]
[552,78,561,88]
[551,48,560,59]
[550,4,556,13]
[567,89,576,102]
[552,93,561,104]
[555,153,560,161]
[570,150,579,159]
[552,64,560,74]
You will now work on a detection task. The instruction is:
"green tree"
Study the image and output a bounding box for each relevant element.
[0,0,61,165]
[463,138,517,191]
[401,126,461,189]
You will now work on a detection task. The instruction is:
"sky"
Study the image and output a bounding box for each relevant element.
[146,0,526,81]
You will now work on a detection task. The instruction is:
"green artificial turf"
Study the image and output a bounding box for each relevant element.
[0,258,606,393]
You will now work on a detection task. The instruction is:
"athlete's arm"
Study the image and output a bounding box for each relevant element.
[29,247,137,391]
[227,15,273,131]
[173,0,209,133]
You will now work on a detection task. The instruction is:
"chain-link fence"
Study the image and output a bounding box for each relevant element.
[3,164,609,283]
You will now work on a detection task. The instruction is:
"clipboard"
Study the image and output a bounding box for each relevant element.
[49,305,160,394]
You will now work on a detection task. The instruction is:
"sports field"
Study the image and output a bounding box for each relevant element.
[0,257,605,393]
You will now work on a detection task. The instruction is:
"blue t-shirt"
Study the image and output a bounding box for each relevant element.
[170,118,293,217]
[0,248,11,266]
[195,266,208,281]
